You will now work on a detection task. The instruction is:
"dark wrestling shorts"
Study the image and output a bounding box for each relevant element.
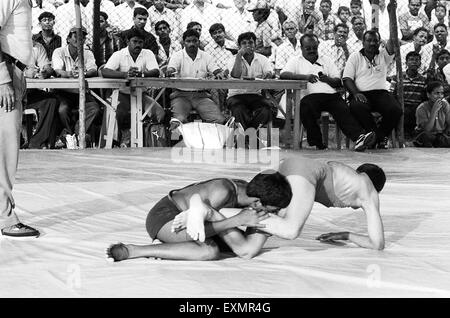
[145,195,232,252]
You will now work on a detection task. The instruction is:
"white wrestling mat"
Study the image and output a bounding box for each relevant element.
[0,147,449,298]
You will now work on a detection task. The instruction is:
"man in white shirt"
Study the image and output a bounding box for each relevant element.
[52,26,101,147]
[347,15,365,55]
[227,32,275,130]
[220,0,254,42]
[318,23,351,75]
[274,20,302,76]
[109,0,148,32]
[398,0,431,42]
[1,0,41,238]
[148,0,180,41]
[102,28,165,147]
[343,27,403,149]
[180,0,221,41]
[166,29,226,129]
[281,34,376,151]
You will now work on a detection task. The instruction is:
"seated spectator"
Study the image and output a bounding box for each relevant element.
[186,21,207,50]
[97,11,121,67]
[343,29,403,149]
[390,51,427,140]
[423,23,450,53]
[349,0,365,22]
[398,0,430,42]
[297,0,321,35]
[32,11,62,61]
[318,23,350,75]
[337,6,352,30]
[274,20,301,77]
[166,29,226,130]
[347,15,366,55]
[413,81,450,147]
[31,0,56,35]
[398,27,432,76]
[23,42,59,149]
[148,0,181,42]
[102,24,166,147]
[227,32,274,130]
[427,48,450,98]
[281,34,376,152]
[51,26,101,149]
[118,7,160,59]
[155,20,182,68]
[429,3,448,33]
[248,0,283,56]
[316,0,338,41]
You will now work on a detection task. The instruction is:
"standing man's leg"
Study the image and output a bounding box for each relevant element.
[1,65,39,236]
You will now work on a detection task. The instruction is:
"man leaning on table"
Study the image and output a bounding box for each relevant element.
[102,28,165,147]
[166,29,227,131]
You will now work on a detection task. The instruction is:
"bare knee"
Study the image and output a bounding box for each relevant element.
[199,239,220,261]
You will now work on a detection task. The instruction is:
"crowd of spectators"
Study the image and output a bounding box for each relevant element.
[24,0,449,150]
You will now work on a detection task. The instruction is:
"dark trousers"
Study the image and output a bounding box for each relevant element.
[56,91,101,135]
[26,89,59,149]
[349,90,403,142]
[300,93,365,147]
[227,94,273,130]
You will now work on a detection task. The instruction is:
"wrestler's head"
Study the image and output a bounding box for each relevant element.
[247,171,293,209]
[356,163,386,192]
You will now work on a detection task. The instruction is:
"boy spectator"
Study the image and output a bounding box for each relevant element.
[316,0,338,41]
[148,0,180,41]
[109,0,147,32]
[227,32,274,130]
[102,28,165,147]
[390,51,427,140]
[337,6,352,30]
[32,11,62,61]
[166,29,226,129]
[155,20,182,67]
[97,11,121,67]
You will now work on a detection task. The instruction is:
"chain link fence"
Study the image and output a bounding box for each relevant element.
[31,0,449,143]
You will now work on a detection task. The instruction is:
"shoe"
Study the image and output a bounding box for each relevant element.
[354,131,376,152]
[65,134,79,150]
[376,137,389,150]
[1,223,40,238]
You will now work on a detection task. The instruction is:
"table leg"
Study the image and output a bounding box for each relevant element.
[293,89,302,150]
[105,89,119,149]
[130,88,140,148]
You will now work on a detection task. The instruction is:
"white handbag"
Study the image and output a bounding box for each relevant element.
[175,117,237,149]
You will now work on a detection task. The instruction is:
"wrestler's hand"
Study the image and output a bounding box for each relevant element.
[0,83,15,112]
[236,208,269,228]
[316,232,349,242]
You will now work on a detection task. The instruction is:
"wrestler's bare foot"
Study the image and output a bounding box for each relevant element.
[173,194,211,242]
[107,243,131,262]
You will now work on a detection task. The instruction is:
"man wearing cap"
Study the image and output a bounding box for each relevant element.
[1,0,42,238]
[32,11,62,61]
[51,26,101,149]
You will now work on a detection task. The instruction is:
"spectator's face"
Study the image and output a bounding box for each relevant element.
[239,37,256,54]
[184,35,200,52]
[128,36,144,54]
[406,55,421,72]
[413,30,428,47]
[301,37,319,61]
[252,9,267,22]
[319,2,331,15]
[437,53,450,69]
[363,33,380,53]
[233,0,246,10]
[211,28,225,45]
[39,17,55,31]
[339,10,350,22]
[304,0,316,11]
[434,26,448,42]
[191,24,202,35]
[408,0,421,16]
[435,6,446,20]
[428,85,444,103]
[99,16,107,31]
[156,23,170,38]
[352,17,366,35]
[350,4,361,15]
[154,0,166,11]
[335,26,349,45]
[68,32,86,47]
[283,24,298,39]
[134,14,148,29]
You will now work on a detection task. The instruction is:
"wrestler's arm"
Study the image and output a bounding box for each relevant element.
[348,186,385,250]
[258,175,316,240]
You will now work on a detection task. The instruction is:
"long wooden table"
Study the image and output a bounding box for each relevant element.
[129,78,307,149]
